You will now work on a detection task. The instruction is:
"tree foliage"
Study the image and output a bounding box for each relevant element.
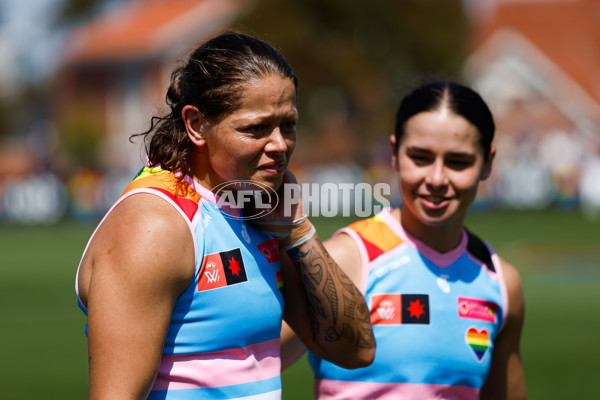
[53,0,123,26]
[238,0,468,164]
[51,0,468,166]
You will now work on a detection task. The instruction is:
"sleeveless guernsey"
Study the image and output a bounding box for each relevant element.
[76,167,285,400]
[308,208,508,400]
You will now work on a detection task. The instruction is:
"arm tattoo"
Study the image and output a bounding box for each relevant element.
[356,302,371,323]
[307,291,326,319]
[288,239,375,349]
[323,271,339,324]
[341,323,354,344]
[326,326,342,342]
[343,294,357,319]
[357,327,375,348]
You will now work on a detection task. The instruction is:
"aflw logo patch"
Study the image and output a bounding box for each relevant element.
[370,294,430,325]
[198,248,248,291]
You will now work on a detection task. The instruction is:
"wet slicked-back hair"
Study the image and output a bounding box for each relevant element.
[394,81,495,160]
[133,31,298,173]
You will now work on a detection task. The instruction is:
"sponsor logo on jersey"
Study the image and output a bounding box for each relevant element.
[457,297,498,323]
[198,248,248,291]
[465,327,490,361]
[370,294,430,325]
[257,238,280,264]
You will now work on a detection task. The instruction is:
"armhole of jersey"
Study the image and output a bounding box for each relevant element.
[465,230,509,331]
[465,230,496,273]
[124,187,200,270]
[334,227,370,294]
[491,252,509,332]
[75,187,201,312]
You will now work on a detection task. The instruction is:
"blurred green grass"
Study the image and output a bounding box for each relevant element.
[283,209,600,400]
[0,209,598,399]
[0,222,93,400]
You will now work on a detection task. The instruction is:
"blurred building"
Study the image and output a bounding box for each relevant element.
[463,0,600,210]
[4,0,600,223]
[0,0,257,223]
[55,0,255,174]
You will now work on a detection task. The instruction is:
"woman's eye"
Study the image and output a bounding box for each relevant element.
[409,154,430,164]
[281,121,296,132]
[245,124,266,134]
[446,158,474,169]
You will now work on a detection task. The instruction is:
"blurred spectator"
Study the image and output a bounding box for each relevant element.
[580,145,600,220]
[1,172,67,224]
[66,168,106,222]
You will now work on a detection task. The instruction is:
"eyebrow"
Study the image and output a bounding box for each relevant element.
[235,109,298,123]
[405,146,476,158]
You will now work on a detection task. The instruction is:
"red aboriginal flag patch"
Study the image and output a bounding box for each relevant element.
[198,248,248,291]
[257,238,280,264]
[370,294,430,325]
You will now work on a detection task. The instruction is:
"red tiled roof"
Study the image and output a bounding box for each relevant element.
[469,0,600,104]
[63,0,249,65]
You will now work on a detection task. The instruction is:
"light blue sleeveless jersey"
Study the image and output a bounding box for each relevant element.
[308,208,508,400]
[77,168,285,400]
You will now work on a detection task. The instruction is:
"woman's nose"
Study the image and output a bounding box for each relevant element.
[265,128,287,153]
[425,159,448,187]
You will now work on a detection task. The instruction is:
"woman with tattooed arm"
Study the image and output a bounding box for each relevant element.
[75,32,374,400]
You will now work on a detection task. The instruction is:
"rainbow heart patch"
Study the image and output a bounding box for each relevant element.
[465,327,490,361]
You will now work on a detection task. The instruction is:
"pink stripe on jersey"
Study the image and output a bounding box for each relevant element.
[152,338,281,391]
[315,379,479,400]
[377,208,469,268]
[492,253,509,330]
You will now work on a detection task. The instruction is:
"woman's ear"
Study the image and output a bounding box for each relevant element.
[389,134,399,173]
[481,145,496,181]
[182,105,206,147]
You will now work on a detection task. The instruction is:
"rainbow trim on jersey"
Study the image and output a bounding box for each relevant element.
[125,167,201,222]
[346,215,403,261]
[308,208,507,400]
[77,166,285,400]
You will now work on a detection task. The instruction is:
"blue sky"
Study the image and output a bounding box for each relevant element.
[0,0,512,88]
[0,0,64,83]
[0,0,130,86]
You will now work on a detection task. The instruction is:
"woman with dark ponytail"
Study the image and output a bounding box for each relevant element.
[75,32,375,400]
[283,81,527,399]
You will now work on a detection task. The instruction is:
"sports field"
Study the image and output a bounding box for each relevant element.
[0,208,598,399]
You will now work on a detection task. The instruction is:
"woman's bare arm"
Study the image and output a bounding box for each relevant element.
[480,258,527,400]
[280,232,373,369]
[81,194,194,399]
[280,232,365,369]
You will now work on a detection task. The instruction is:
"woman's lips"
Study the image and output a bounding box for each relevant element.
[420,194,450,208]
[258,161,285,174]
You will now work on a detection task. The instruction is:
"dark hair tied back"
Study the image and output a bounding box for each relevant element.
[166,68,185,108]
[131,31,298,174]
[394,81,495,161]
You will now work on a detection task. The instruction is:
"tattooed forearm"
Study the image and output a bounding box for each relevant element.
[341,323,354,344]
[307,291,326,319]
[309,312,319,342]
[323,271,339,324]
[343,294,357,319]
[289,246,324,284]
[288,238,375,350]
[326,326,342,341]
[339,277,356,295]
[357,327,375,349]
[302,273,317,291]
[356,302,370,323]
